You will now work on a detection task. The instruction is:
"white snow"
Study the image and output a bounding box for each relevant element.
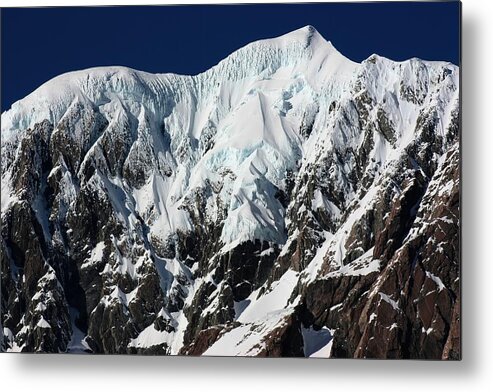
[426,271,446,291]
[236,269,299,324]
[203,309,294,356]
[324,248,380,278]
[81,241,105,268]
[129,323,170,350]
[422,327,434,335]
[204,269,300,356]
[301,326,333,357]
[1,171,18,215]
[378,292,400,311]
[67,307,91,353]
[36,317,51,329]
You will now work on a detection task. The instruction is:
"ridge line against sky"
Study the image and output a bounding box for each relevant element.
[1,2,460,112]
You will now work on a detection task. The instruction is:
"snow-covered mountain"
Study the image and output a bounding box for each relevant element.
[0,26,460,358]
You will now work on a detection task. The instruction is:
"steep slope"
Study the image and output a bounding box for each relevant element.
[1,26,459,358]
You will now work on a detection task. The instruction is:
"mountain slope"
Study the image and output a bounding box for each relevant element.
[0,26,460,358]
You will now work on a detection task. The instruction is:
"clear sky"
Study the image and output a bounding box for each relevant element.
[1,2,460,112]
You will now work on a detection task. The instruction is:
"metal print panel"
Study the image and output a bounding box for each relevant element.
[0,1,461,358]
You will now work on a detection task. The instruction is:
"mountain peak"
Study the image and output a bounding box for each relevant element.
[292,24,318,35]
[274,25,325,48]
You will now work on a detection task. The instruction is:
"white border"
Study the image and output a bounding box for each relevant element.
[2,1,493,391]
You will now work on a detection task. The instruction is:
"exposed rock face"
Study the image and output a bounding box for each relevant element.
[301,141,460,359]
[1,26,459,358]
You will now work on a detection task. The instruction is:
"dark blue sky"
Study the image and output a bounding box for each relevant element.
[1,2,460,112]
